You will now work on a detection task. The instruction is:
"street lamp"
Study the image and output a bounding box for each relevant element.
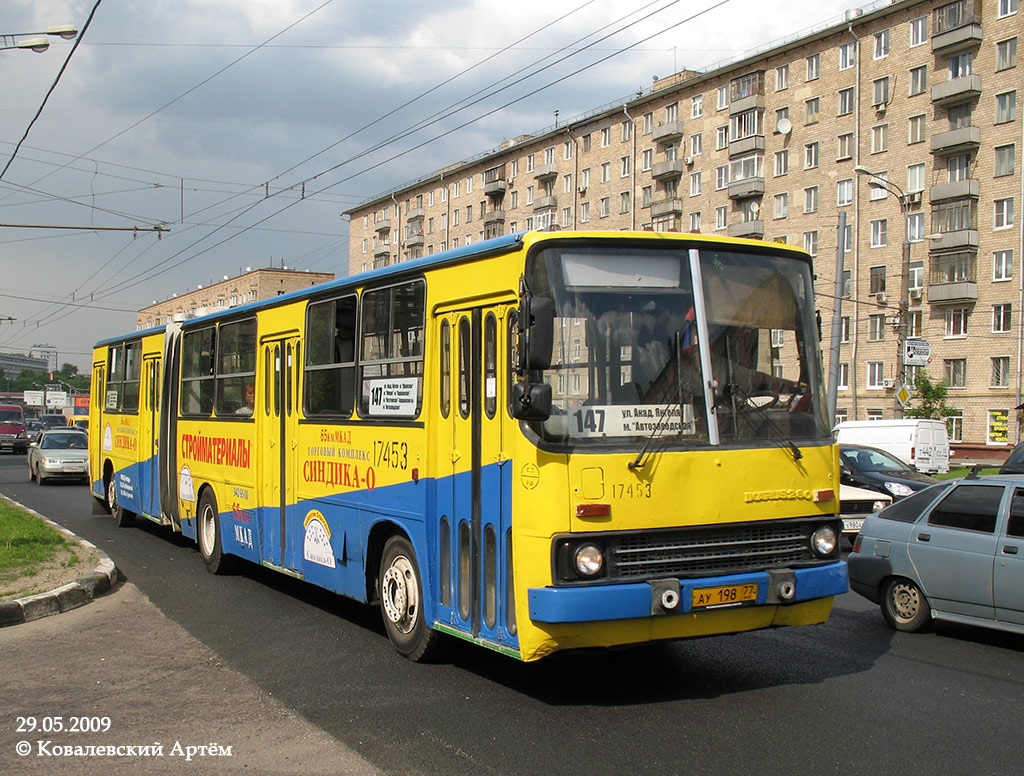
[855,165,913,416]
[0,25,78,53]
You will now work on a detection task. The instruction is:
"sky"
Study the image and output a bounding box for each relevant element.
[0,0,867,374]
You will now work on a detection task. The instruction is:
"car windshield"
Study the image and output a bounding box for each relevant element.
[0,410,23,423]
[41,433,87,450]
[523,242,828,449]
[842,447,912,474]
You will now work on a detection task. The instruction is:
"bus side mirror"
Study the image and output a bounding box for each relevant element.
[518,297,554,372]
[511,380,552,420]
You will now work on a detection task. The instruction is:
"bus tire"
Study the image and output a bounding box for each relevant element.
[108,474,135,527]
[379,535,444,662]
[197,490,236,575]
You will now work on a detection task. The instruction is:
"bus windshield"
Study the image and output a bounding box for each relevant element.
[525,243,828,449]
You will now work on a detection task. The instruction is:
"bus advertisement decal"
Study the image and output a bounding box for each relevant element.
[303,510,335,568]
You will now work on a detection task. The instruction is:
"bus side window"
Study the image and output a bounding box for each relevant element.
[305,295,356,417]
[440,319,451,419]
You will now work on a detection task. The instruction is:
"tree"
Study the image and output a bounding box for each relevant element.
[905,372,957,420]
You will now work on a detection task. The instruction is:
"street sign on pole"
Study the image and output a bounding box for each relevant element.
[904,339,930,367]
[896,383,913,408]
[23,390,43,407]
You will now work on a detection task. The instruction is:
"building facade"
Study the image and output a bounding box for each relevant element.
[137,268,335,330]
[0,351,49,380]
[345,0,1021,454]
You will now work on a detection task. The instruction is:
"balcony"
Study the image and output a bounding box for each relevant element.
[652,120,685,144]
[483,209,506,225]
[930,125,981,156]
[533,195,558,210]
[730,71,764,115]
[483,179,507,196]
[532,163,558,181]
[928,281,977,304]
[929,230,979,251]
[728,135,765,158]
[652,159,685,180]
[374,219,391,233]
[651,198,683,218]
[727,177,764,200]
[932,0,982,55]
[728,221,765,239]
[931,74,982,107]
[930,179,979,202]
[405,231,424,247]
[406,207,424,222]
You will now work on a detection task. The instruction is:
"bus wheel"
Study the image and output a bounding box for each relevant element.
[379,535,444,662]
[197,490,236,575]
[108,475,135,527]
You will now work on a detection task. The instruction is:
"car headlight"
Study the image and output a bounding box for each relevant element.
[574,544,604,576]
[883,481,914,497]
[872,500,888,512]
[810,525,837,557]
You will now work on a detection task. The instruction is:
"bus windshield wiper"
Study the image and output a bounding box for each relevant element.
[727,383,803,461]
[628,331,687,471]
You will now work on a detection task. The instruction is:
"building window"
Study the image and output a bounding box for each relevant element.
[838,133,854,160]
[992,357,1011,387]
[994,304,1012,333]
[872,124,889,153]
[580,202,590,222]
[601,162,611,183]
[869,170,890,201]
[909,114,926,144]
[870,266,887,294]
[908,311,923,337]
[944,358,966,388]
[689,172,702,196]
[689,211,701,232]
[715,125,729,150]
[806,54,819,81]
[995,198,1015,229]
[839,42,856,70]
[867,409,884,421]
[838,88,854,116]
[641,148,653,171]
[600,127,611,147]
[989,409,1010,445]
[997,38,1018,71]
[995,145,1016,177]
[774,193,788,219]
[996,91,1017,124]
[775,107,789,131]
[691,94,703,118]
[908,212,925,241]
[803,230,818,256]
[871,220,888,247]
[717,85,730,110]
[909,66,927,96]
[715,165,729,190]
[775,149,789,176]
[804,142,819,169]
[867,362,885,389]
[838,363,849,390]
[910,261,925,291]
[945,308,968,338]
[842,270,852,298]
[805,97,820,124]
[620,156,630,177]
[998,0,1018,18]
[776,64,789,90]
[910,17,928,47]
[716,206,728,230]
[841,316,851,343]
[600,197,610,217]
[947,411,964,443]
[873,29,889,59]
[837,179,853,206]
[691,133,703,157]
[995,250,1014,281]
[642,186,652,208]
[868,314,886,341]
[621,120,632,142]
[908,163,926,193]
[804,186,818,213]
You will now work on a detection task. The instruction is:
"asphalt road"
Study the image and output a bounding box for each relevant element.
[3,453,1024,776]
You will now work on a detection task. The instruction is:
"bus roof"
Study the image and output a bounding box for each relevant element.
[95,230,810,348]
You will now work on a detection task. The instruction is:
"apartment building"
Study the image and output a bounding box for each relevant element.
[136,268,335,330]
[345,0,1021,455]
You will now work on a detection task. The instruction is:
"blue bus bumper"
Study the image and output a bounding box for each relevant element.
[527,561,848,623]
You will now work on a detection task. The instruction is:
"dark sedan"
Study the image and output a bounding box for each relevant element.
[848,477,1024,635]
[840,444,938,500]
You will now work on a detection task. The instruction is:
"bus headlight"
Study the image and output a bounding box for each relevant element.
[810,525,837,557]
[574,544,604,576]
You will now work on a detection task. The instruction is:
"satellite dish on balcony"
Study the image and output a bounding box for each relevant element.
[777,118,792,135]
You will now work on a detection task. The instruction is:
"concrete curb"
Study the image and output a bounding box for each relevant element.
[0,498,118,628]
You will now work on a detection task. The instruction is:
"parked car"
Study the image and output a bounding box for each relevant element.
[834,419,950,474]
[848,476,1024,635]
[999,443,1024,474]
[27,428,89,485]
[839,482,890,541]
[0,404,29,454]
[840,444,939,500]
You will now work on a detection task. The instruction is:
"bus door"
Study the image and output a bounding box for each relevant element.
[435,305,515,647]
[139,356,160,517]
[258,335,301,572]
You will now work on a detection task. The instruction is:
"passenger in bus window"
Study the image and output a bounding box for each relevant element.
[236,383,255,415]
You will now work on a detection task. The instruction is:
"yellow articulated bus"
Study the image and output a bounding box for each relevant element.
[90,230,846,662]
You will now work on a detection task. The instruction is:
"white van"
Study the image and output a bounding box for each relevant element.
[834,419,950,474]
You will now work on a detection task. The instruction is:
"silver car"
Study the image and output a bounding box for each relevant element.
[848,476,1024,635]
[27,429,89,485]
